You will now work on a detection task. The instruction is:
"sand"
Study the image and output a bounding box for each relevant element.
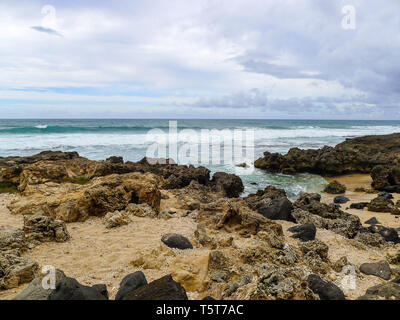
[0,174,399,300]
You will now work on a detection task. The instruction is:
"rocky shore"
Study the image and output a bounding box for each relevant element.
[1,138,400,300]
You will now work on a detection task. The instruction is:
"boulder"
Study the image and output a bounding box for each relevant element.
[254,133,400,175]
[358,282,400,300]
[8,172,161,222]
[333,196,350,204]
[307,274,345,300]
[0,225,26,255]
[367,196,394,213]
[350,202,369,210]
[323,181,346,194]
[211,172,244,198]
[371,165,400,190]
[258,197,295,222]
[121,275,188,300]
[359,261,391,280]
[23,215,70,243]
[0,253,39,289]
[13,269,66,300]
[368,225,399,243]
[48,277,108,300]
[161,233,193,250]
[115,271,148,300]
[287,224,316,241]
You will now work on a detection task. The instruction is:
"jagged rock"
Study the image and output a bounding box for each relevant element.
[121,274,188,300]
[333,196,350,204]
[359,261,391,280]
[323,181,346,194]
[383,185,400,193]
[368,225,400,243]
[287,224,316,241]
[371,165,400,190]
[254,133,400,175]
[307,274,345,300]
[299,240,329,261]
[258,197,295,222]
[387,251,400,265]
[350,202,369,210]
[23,215,70,243]
[0,226,26,255]
[358,282,400,300]
[125,203,157,218]
[211,172,244,198]
[115,271,148,300]
[161,233,193,250]
[103,210,131,228]
[276,244,300,266]
[293,194,362,239]
[48,277,108,300]
[0,253,39,289]
[367,196,394,213]
[332,256,349,273]
[365,217,380,225]
[194,223,216,249]
[13,269,66,300]
[8,172,161,222]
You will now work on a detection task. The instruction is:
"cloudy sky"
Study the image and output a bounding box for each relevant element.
[0,0,399,119]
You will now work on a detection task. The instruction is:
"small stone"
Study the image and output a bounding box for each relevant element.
[333,196,350,204]
[161,233,193,250]
[307,274,345,300]
[364,217,380,225]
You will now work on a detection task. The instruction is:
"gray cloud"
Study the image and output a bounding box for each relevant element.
[31,26,63,37]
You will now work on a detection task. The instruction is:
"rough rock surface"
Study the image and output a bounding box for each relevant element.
[307,274,345,300]
[358,282,400,300]
[7,172,161,222]
[323,181,346,194]
[0,253,39,290]
[254,133,400,175]
[48,277,108,300]
[13,269,66,300]
[367,196,396,213]
[103,210,131,228]
[122,274,188,300]
[210,172,244,198]
[371,165,400,190]
[0,226,26,255]
[23,215,70,243]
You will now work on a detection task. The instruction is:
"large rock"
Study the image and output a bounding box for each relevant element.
[368,225,400,243]
[0,253,39,289]
[0,226,26,255]
[13,269,66,300]
[211,172,244,198]
[371,165,400,190]
[307,274,345,300]
[115,271,148,300]
[257,197,295,222]
[8,172,161,222]
[254,133,400,175]
[122,275,188,300]
[323,181,346,194]
[358,282,400,300]
[23,215,70,243]
[367,196,394,213]
[48,277,108,300]
[359,261,391,280]
[161,233,193,250]
[287,224,316,241]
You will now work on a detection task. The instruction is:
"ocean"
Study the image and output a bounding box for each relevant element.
[1,119,400,199]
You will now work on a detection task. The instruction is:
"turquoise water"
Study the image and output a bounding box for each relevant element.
[1,119,400,198]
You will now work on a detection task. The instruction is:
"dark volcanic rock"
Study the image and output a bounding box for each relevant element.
[211,172,244,198]
[333,196,350,204]
[323,181,346,194]
[364,217,380,225]
[258,197,295,222]
[287,224,316,241]
[383,185,400,193]
[115,271,147,300]
[350,202,369,210]
[371,165,400,190]
[359,282,400,300]
[254,133,400,176]
[307,274,345,300]
[359,261,391,280]
[161,233,193,250]
[48,277,108,300]
[122,275,188,300]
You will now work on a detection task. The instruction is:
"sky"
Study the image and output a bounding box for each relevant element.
[0,0,399,119]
